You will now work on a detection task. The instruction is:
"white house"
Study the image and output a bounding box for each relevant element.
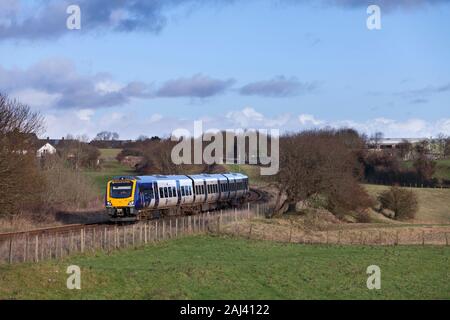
[36,142,57,157]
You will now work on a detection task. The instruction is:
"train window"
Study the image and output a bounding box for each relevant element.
[164,187,168,198]
[189,186,192,195]
[181,186,185,196]
[201,185,205,194]
[168,187,173,198]
[159,188,164,198]
[172,187,176,197]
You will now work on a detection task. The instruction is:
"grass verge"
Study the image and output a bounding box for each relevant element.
[0,235,448,300]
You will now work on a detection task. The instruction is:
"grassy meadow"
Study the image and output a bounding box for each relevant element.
[0,235,448,300]
[365,184,450,224]
[83,149,134,196]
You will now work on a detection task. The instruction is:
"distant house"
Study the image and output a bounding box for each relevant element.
[35,141,57,157]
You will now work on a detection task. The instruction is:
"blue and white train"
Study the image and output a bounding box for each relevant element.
[105,173,249,222]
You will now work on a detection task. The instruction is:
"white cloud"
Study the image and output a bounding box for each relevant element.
[76,109,95,121]
[94,80,124,94]
[226,107,290,128]
[298,114,324,126]
[149,113,163,123]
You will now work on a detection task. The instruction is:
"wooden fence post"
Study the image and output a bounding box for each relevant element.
[395,231,399,246]
[289,226,292,243]
[144,224,148,244]
[24,236,28,262]
[326,231,329,245]
[81,229,85,253]
[169,219,172,238]
[35,235,39,262]
[248,224,253,239]
[162,220,166,240]
[338,231,341,244]
[115,226,118,249]
[104,227,107,251]
[379,230,382,245]
[8,237,13,264]
[422,231,425,246]
[188,216,191,234]
[446,233,449,246]
[175,218,178,238]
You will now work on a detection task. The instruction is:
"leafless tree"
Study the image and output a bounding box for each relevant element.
[270,129,372,217]
[0,94,45,215]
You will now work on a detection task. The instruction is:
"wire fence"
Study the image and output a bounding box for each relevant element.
[1,202,448,265]
[0,203,272,265]
[220,222,450,246]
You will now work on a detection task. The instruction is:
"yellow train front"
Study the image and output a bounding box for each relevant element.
[105,177,139,222]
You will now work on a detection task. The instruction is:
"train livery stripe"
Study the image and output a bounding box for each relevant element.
[176,180,181,205]
[154,181,159,209]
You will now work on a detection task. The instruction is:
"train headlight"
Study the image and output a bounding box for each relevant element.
[106,201,112,207]
[128,201,135,207]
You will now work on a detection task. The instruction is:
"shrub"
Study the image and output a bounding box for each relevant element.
[378,186,418,220]
[39,156,100,211]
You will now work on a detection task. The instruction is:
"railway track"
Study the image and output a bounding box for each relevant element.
[0,223,104,241]
[0,188,267,240]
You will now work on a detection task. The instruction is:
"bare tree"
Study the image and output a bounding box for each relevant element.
[0,94,45,215]
[271,130,372,217]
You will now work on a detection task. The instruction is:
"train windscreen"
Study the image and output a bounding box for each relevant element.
[110,182,133,198]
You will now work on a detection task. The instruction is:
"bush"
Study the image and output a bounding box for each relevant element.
[39,156,99,211]
[378,186,418,220]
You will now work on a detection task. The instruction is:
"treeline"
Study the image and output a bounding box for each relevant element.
[0,94,98,218]
[363,143,442,187]
[117,137,226,175]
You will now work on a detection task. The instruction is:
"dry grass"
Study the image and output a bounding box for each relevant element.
[365,184,450,224]
[221,216,450,246]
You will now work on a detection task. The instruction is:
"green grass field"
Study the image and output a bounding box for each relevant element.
[403,159,450,181]
[365,184,450,224]
[83,149,134,196]
[0,236,448,300]
[435,159,450,181]
[223,164,265,186]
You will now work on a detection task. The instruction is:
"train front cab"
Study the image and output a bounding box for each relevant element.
[106,177,139,222]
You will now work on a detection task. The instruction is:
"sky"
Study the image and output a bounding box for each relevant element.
[0,0,449,139]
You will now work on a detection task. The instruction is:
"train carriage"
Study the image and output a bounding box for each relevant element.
[106,172,249,222]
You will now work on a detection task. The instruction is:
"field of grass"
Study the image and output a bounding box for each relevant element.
[365,184,450,224]
[83,149,134,196]
[0,235,448,300]
[403,159,450,181]
[223,164,265,186]
[435,159,450,181]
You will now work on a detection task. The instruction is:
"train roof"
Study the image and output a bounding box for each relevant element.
[222,172,248,179]
[111,173,247,183]
[136,175,190,183]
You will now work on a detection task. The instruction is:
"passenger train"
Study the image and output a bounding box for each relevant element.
[105,173,249,222]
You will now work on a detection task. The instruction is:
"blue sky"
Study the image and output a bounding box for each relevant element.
[0,0,449,139]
